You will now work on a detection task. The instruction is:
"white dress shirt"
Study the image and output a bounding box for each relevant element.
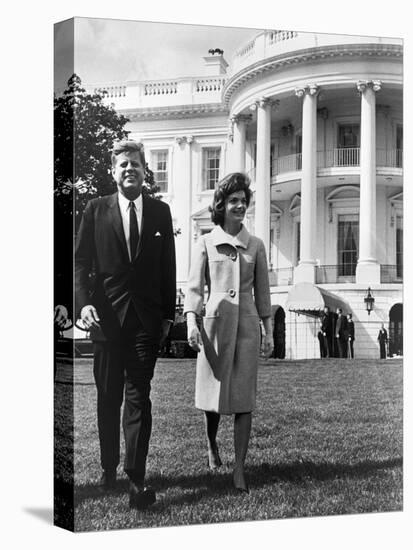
[118,192,143,260]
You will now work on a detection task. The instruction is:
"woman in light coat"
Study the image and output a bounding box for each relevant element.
[184,173,273,493]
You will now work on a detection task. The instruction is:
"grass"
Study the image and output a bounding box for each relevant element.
[54,357,403,531]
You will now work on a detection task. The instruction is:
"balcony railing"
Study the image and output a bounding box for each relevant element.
[316,265,356,284]
[268,267,294,286]
[230,31,402,77]
[272,153,302,175]
[376,149,403,168]
[380,264,403,283]
[272,148,403,176]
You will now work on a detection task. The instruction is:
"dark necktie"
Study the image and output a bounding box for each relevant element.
[129,201,139,260]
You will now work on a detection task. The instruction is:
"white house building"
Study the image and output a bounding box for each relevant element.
[88,29,403,359]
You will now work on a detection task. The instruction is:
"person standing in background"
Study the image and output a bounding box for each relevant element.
[378,323,388,359]
[335,308,348,358]
[347,313,355,358]
[320,306,334,357]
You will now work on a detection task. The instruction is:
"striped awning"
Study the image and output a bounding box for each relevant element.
[286,282,346,314]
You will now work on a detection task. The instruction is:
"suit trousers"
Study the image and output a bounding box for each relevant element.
[93,305,159,484]
[348,339,354,359]
[336,336,347,358]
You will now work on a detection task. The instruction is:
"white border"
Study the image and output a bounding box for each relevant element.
[2,1,411,549]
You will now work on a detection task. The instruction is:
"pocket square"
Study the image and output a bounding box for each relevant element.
[155,231,162,237]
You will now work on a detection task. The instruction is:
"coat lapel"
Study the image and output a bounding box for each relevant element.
[107,192,129,261]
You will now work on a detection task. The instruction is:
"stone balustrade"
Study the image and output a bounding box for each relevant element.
[87,75,226,109]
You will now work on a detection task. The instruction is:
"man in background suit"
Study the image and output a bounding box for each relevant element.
[320,306,334,358]
[75,140,176,509]
[335,308,348,358]
[378,323,388,359]
[347,313,355,358]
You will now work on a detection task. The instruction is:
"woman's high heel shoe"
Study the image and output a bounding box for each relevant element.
[233,466,249,493]
[207,446,222,470]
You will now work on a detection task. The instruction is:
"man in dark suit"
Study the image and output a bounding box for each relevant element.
[378,324,388,359]
[347,313,355,358]
[75,140,176,509]
[335,308,348,358]
[320,306,334,358]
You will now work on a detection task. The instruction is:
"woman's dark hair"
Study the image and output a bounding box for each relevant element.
[210,172,252,226]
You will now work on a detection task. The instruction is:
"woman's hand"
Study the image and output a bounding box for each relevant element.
[261,333,274,358]
[187,323,202,352]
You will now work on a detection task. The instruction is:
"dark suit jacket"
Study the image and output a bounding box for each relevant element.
[335,314,348,338]
[377,329,388,343]
[75,192,176,340]
[321,312,334,336]
[347,320,355,340]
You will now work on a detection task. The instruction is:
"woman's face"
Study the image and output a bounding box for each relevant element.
[224,190,247,224]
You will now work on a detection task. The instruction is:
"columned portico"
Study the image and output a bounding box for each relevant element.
[230,114,251,172]
[254,98,272,260]
[356,80,381,284]
[294,84,319,284]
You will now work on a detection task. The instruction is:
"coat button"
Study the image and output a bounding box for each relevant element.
[230,252,237,261]
[229,289,236,298]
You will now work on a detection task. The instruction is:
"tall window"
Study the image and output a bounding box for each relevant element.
[296,134,302,170]
[396,125,403,167]
[202,147,220,190]
[151,150,168,193]
[296,221,301,266]
[337,215,359,277]
[337,124,360,166]
[338,124,360,148]
[270,144,275,178]
[396,216,403,278]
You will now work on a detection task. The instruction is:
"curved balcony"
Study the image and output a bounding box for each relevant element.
[268,267,294,286]
[271,148,403,179]
[315,264,402,284]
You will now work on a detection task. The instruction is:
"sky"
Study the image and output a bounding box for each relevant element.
[55,17,260,91]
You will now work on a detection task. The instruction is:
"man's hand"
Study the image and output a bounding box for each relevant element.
[80,305,101,330]
[261,333,274,358]
[160,319,172,347]
[54,305,69,329]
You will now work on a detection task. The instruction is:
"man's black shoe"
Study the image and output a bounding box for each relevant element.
[129,482,156,510]
[98,470,117,491]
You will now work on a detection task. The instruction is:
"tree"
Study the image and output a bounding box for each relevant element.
[54,74,160,230]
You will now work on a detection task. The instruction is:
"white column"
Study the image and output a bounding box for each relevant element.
[254,98,272,260]
[174,135,193,282]
[294,84,318,284]
[230,114,250,172]
[356,80,381,284]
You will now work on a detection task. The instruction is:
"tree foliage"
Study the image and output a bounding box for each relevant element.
[54,74,160,230]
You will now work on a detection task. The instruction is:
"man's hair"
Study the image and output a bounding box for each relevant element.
[210,172,252,226]
[111,140,146,167]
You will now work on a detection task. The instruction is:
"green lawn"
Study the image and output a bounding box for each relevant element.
[56,357,403,531]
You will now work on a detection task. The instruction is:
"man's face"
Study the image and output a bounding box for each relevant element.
[324,307,329,315]
[112,151,145,199]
